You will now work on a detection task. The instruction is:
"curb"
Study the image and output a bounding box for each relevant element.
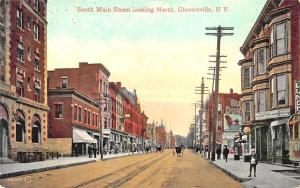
[0,160,96,179]
[200,155,252,183]
[0,152,151,179]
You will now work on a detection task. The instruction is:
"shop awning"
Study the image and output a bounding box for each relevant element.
[73,128,96,143]
[271,118,289,127]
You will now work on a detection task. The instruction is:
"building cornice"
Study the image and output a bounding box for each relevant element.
[48,88,99,107]
[240,0,280,55]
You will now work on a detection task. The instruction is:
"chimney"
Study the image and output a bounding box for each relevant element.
[230,88,233,94]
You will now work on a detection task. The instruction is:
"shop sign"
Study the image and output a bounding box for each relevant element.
[224,113,241,131]
[296,81,300,114]
[255,108,290,120]
[289,140,300,161]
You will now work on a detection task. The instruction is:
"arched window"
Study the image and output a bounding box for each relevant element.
[32,114,41,143]
[16,110,25,143]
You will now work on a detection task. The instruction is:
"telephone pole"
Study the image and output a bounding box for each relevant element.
[206,25,233,161]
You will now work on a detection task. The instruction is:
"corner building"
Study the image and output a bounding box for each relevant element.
[0,0,48,160]
[239,0,300,163]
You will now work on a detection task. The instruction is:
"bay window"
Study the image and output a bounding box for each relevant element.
[257,48,266,74]
[244,101,252,122]
[257,90,266,112]
[243,67,250,88]
[270,22,288,58]
[277,74,287,105]
[270,74,288,108]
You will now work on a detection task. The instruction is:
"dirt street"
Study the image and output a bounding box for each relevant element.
[0,150,243,188]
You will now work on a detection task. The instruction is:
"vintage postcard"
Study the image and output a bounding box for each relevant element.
[0,0,300,187]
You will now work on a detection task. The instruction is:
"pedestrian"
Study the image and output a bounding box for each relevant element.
[93,145,97,158]
[88,144,92,158]
[216,145,221,160]
[248,149,258,177]
[223,145,229,162]
[74,144,78,157]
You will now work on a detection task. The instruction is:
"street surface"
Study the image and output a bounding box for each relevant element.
[0,150,242,188]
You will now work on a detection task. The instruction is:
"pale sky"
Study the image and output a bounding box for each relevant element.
[47,0,266,136]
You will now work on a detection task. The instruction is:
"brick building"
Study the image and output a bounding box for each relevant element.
[109,82,128,152]
[48,62,110,154]
[0,0,48,161]
[48,88,99,156]
[238,0,300,163]
[147,121,156,149]
[122,87,148,151]
[156,121,166,148]
[205,89,240,148]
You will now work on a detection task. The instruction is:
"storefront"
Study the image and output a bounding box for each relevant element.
[288,114,300,163]
[72,127,97,156]
[255,108,290,163]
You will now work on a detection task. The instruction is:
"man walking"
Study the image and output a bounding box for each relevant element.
[249,149,258,177]
[223,145,229,162]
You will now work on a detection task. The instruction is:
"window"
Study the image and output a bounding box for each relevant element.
[61,77,68,88]
[257,90,266,112]
[16,73,24,97]
[277,74,287,105]
[84,109,87,124]
[92,113,95,126]
[78,107,82,122]
[73,105,78,121]
[271,77,276,108]
[32,114,41,144]
[16,9,23,28]
[104,117,107,129]
[104,99,107,111]
[95,114,98,127]
[87,111,91,125]
[270,28,274,58]
[54,104,63,118]
[16,120,25,143]
[17,41,24,62]
[27,47,32,61]
[34,78,41,102]
[276,23,287,55]
[27,17,32,29]
[34,51,40,70]
[243,67,250,88]
[34,0,40,12]
[33,23,40,41]
[270,23,288,58]
[244,101,251,122]
[253,52,257,76]
[257,48,266,74]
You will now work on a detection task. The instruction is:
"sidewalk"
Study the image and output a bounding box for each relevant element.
[0,151,146,179]
[199,153,300,188]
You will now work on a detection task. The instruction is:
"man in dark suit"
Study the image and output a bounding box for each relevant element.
[249,149,259,177]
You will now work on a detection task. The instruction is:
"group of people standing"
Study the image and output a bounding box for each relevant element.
[88,144,97,158]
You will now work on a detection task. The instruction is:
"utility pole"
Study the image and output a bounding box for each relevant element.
[199,77,209,152]
[206,25,233,161]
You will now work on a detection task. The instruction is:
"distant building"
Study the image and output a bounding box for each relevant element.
[205,89,240,148]
[156,121,167,147]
